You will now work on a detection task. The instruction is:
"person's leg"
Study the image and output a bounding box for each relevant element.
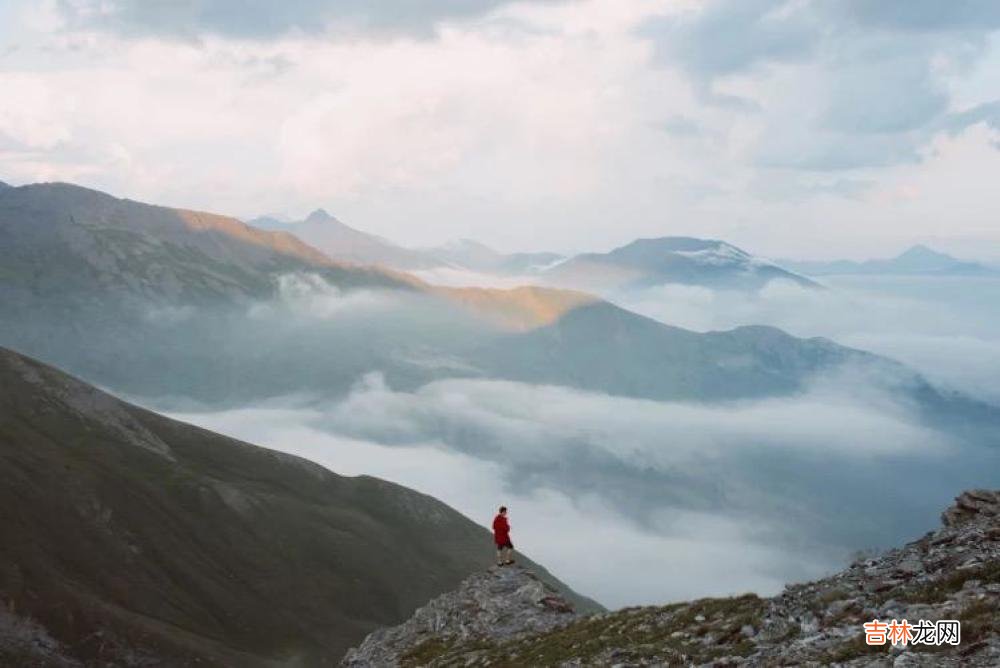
[496,545,505,566]
[504,545,514,564]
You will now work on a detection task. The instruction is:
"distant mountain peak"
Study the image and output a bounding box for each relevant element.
[305,208,337,224]
[0,179,10,189]
[898,244,952,261]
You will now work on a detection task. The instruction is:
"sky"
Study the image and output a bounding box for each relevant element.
[2,0,1000,258]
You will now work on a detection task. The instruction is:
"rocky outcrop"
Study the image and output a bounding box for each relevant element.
[345,490,1000,666]
[342,566,580,667]
[941,489,1000,528]
[0,606,79,667]
[747,489,1000,666]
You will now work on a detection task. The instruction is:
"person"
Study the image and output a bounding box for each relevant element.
[492,506,514,566]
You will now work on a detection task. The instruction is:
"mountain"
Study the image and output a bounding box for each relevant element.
[541,237,818,293]
[781,245,997,277]
[4,180,999,445]
[247,207,438,270]
[0,181,858,405]
[248,212,822,296]
[423,238,564,274]
[240,211,815,293]
[345,489,1000,666]
[0,182,410,307]
[475,304,861,401]
[243,214,566,276]
[0,347,596,666]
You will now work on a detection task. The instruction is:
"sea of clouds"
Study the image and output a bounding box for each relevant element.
[165,368,997,608]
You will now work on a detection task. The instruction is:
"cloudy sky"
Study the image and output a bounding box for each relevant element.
[2,0,999,258]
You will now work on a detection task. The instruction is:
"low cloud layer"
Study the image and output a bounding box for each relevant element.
[322,370,945,462]
[165,402,837,607]
[162,361,1000,608]
[248,273,404,321]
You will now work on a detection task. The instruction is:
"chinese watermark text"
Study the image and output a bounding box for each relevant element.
[864,619,960,647]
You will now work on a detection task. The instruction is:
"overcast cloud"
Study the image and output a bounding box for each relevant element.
[1,0,999,258]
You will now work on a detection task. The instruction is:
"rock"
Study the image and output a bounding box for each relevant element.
[873,580,900,593]
[342,566,580,666]
[942,489,1000,527]
[540,595,575,613]
[895,558,923,576]
[797,612,819,634]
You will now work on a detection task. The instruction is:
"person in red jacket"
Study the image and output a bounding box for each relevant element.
[492,506,514,566]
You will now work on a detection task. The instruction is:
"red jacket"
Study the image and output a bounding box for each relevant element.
[492,514,510,545]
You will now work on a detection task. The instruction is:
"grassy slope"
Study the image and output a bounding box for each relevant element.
[0,348,596,665]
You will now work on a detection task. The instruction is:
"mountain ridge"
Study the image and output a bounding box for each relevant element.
[540,236,819,293]
[0,181,416,307]
[244,209,817,293]
[246,206,440,270]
